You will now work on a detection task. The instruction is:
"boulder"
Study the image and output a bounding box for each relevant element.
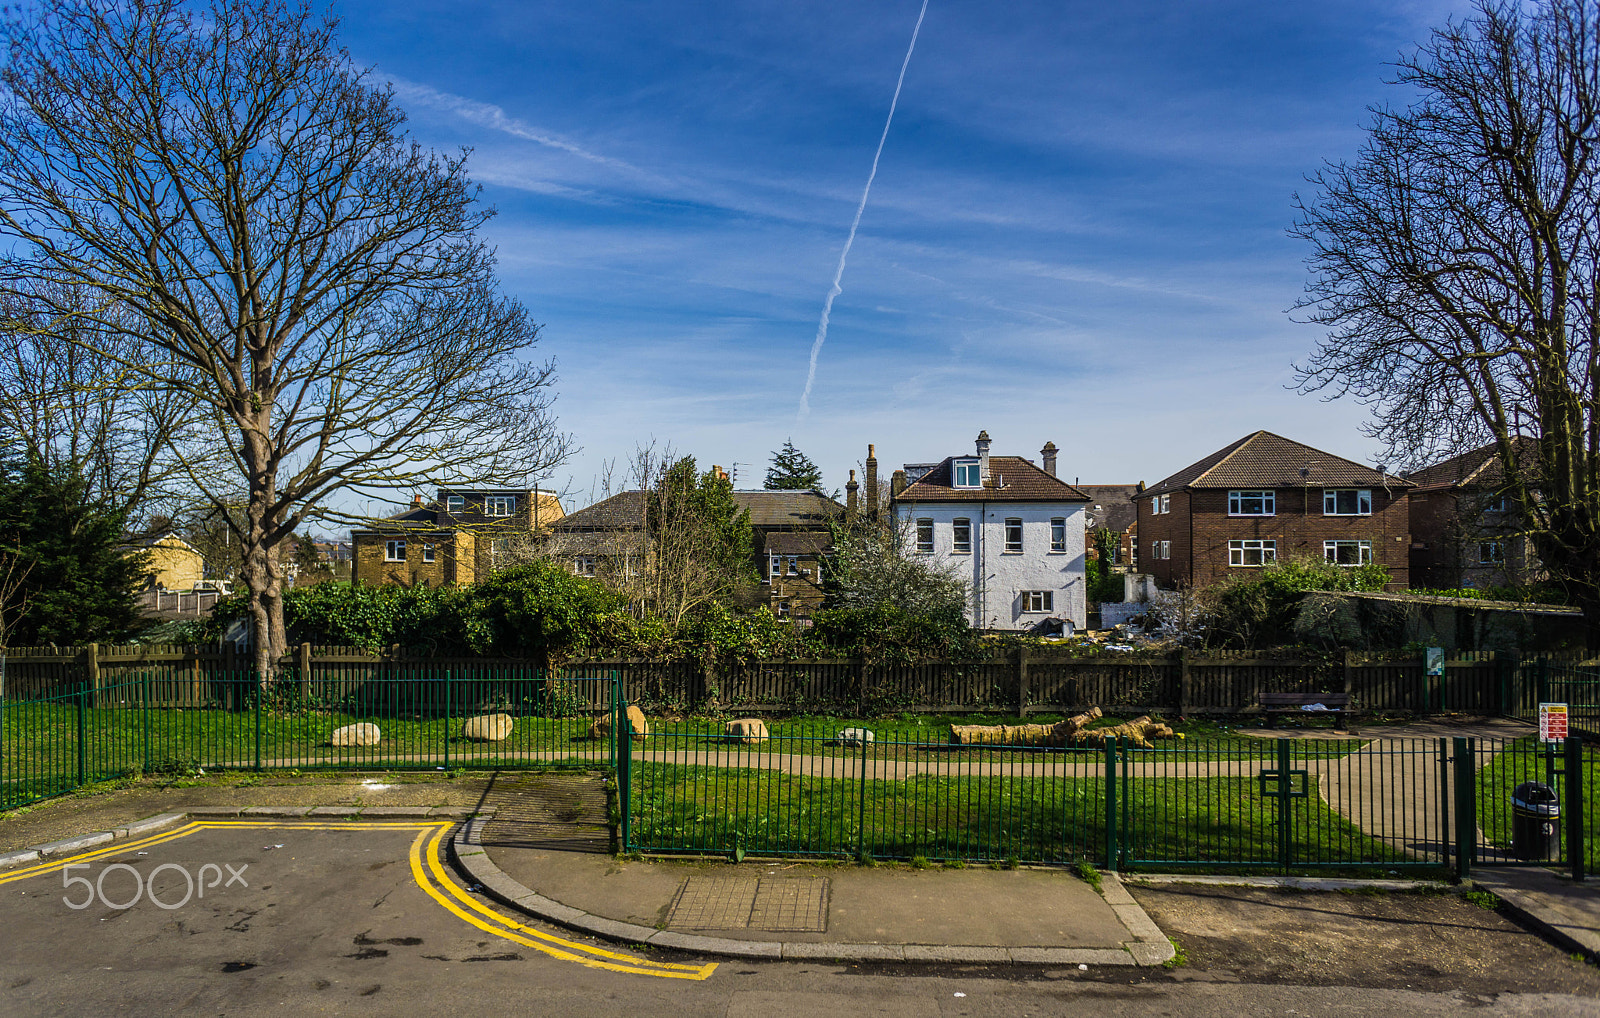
[726,718,769,744]
[331,722,380,747]
[835,727,875,748]
[589,704,650,743]
[461,713,513,742]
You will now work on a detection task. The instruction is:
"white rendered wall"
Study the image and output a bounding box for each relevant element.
[897,502,1086,631]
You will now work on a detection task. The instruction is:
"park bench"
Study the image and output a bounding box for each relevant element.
[1257,691,1352,732]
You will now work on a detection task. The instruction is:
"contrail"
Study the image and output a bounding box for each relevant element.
[797,0,929,421]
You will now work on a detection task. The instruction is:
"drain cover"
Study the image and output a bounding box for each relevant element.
[666,876,829,932]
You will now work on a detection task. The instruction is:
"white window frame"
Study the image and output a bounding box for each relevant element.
[384,539,406,562]
[769,553,782,579]
[1228,539,1276,566]
[953,460,981,488]
[445,495,465,513]
[1322,489,1373,516]
[1151,493,1170,514]
[1478,540,1505,564]
[1322,540,1373,566]
[574,555,596,576]
[786,556,799,575]
[1228,490,1275,516]
[952,518,971,554]
[1159,540,1171,560]
[1050,517,1066,553]
[1023,590,1054,613]
[1004,518,1023,553]
[1482,494,1508,513]
[422,543,435,563]
[484,495,516,517]
[1130,536,1138,564]
[915,518,934,554]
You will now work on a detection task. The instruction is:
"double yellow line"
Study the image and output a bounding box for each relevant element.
[0,820,717,981]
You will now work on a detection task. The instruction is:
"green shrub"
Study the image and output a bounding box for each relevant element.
[1207,556,1389,648]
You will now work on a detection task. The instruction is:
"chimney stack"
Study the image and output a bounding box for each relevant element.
[413,494,423,507]
[975,430,991,485]
[891,469,907,500]
[846,469,859,524]
[865,444,879,521]
[1041,441,1058,478]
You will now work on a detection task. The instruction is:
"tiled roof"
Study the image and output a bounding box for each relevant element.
[895,456,1092,503]
[1406,437,1538,492]
[550,491,646,532]
[732,490,844,529]
[1077,485,1139,532]
[1139,431,1411,497]
[764,531,831,555]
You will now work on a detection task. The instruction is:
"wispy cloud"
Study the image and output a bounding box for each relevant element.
[386,76,642,174]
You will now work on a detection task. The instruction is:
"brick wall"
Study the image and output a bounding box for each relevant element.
[353,531,473,587]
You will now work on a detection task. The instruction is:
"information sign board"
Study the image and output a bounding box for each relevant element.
[1540,702,1569,743]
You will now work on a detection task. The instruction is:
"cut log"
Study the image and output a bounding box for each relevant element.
[950,708,1102,747]
[948,708,1184,749]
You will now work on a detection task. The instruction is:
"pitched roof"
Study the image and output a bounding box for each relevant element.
[764,531,831,555]
[550,491,646,532]
[1406,437,1538,492]
[895,456,1092,503]
[732,490,843,529]
[1077,485,1139,532]
[1139,431,1411,497]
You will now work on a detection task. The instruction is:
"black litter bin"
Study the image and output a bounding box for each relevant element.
[1512,781,1561,861]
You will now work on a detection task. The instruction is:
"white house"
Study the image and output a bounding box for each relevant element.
[892,431,1090,632]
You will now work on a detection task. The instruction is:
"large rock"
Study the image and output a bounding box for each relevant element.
[462,713,513,742]
[835,727,875,748]
[331,722,380,747]
[726,718,769,744]
[589,704,650,743]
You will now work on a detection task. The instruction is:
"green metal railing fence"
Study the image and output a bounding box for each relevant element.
[7,665,1600,879]
[1,669,622,810]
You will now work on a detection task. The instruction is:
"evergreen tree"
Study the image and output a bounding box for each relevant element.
[764,440,823,490]
[0,457,150,644]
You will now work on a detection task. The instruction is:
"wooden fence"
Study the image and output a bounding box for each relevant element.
[1,643,1586,717]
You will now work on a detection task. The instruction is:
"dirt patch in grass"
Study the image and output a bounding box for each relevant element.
[1130,882,1600,995]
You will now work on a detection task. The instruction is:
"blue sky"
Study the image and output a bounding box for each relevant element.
[336,0,1470,506]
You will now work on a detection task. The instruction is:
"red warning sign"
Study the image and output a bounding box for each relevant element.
[1540,702,1569,743]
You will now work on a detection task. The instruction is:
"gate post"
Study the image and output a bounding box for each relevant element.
[1437,738,1451,865]
[443,669,451,770]
[1104,737,1119,871]
[617,681,632,852]
[1277,739,1293,874]
[1568,736,1585,882]
[1453,737,1476,881]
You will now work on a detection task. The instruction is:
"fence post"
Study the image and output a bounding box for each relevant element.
[857,730,870,862]
[1453,737,1475,881]
[297,643,312,701]
[1178,648,1190,717]
[142,669,152,774]
[443,669,452,770]
[1017,646,1031,718]
[1104,737,1119,871]
[75,678,87,788]
[1568,736,1585,883]
[85,642,100,709]
[1437,738,1451,865]
[1277,738,1293,874]
[616,679,632,852]
[254,671,264,772]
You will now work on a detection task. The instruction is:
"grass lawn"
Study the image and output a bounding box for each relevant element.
[626,763,1423,873]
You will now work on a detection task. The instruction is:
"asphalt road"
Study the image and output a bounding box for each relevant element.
[2,820,1599,1017]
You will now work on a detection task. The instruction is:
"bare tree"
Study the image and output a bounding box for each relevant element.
[0,282,211,527]
[0,0,569,677]
[1292,0,1600,645]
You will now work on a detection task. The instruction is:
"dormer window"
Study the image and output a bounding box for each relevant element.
[445,495,465,513]
[954,459,981,488]
[484,495,516,516]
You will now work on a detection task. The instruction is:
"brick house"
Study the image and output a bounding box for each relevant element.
[891,431,1091,631]
[1407,439,1543,590]
[1078,484,1139,571]
[351,487,564,588]
[1133,431,1412,590]
[735,489,844,620]
[544,484,843,619]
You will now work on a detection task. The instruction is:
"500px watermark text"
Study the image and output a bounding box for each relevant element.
[63,862,248,910]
